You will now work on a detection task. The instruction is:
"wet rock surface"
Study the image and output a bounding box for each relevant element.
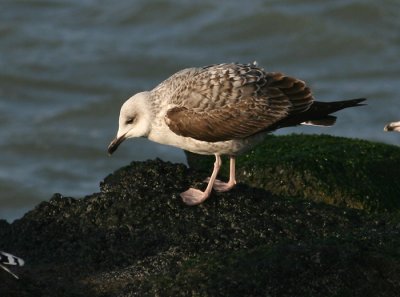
[0,157,400,296]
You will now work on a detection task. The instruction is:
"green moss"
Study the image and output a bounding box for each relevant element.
[135,236,400,297]
[186,134,400,213]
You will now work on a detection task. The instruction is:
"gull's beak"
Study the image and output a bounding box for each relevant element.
[108,134,126,155]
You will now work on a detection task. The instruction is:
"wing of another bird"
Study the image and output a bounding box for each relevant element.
[165,63,314,142]
[0,251,25,279]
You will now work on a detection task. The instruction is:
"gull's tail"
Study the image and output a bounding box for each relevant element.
[301,98,366,127]
[273,98,366,129]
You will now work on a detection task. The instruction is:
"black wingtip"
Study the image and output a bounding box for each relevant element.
[330,97,367,110]
[349,97,367,106]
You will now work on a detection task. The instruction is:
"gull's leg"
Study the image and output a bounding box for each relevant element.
[181,154,222,206]
[211,156,237,192]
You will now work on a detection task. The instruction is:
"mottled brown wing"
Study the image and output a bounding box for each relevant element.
[165,63,313,142]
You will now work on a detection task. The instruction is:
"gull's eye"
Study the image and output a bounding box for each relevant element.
[126,117,134,125]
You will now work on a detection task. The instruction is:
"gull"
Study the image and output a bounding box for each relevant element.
[0,250,24,279]
[108,62,366,205]
[384,121,400,132]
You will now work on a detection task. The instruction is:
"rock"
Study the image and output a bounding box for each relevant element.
[0,155,399,296]
[187,134,400,213]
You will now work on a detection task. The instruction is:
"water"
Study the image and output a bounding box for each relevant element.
[1,0,399,222]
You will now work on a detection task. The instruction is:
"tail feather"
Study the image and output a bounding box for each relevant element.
[310,98,366,115]
[270,97,366,130]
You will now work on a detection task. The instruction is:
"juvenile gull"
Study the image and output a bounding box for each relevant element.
[384,121,400,132]
[108,62,366,205]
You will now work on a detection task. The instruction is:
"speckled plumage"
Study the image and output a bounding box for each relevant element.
[108,62,366,205]
[163,63,313,142]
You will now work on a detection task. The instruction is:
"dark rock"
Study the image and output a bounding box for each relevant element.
[187,134,400,213]
[0,157,399,296]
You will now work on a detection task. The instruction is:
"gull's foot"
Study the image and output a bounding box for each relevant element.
[212,179,236,192]
[180,188,209,206]
[204,177,236,192]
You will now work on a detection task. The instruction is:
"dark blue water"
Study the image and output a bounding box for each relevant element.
[1,0,399,221]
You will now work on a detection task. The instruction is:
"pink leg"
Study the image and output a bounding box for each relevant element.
[181,154,222,206]
[212,156,237,192]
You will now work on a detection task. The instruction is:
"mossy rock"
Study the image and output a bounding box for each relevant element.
[186,134,400,213]
[1,159,399,296]
[133,239,400,297]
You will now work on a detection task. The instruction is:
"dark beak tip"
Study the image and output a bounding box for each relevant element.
[107,136,125,155]
[107,143,117,155]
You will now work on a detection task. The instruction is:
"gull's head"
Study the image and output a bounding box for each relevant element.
[108,91,152,155]
[384,121,400,132]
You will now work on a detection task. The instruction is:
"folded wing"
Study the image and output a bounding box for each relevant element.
[165,63,314,142]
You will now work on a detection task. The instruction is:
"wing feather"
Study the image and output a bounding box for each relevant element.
[165,63,314,142]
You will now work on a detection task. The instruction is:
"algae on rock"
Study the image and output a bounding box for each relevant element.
[186,134,400,213]
[1,135,400,296]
